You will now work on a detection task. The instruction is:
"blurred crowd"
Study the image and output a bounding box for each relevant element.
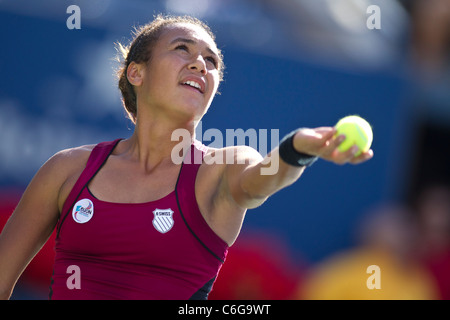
[405,0,450,83]
[210,184,450,300]
[299,184,450,300]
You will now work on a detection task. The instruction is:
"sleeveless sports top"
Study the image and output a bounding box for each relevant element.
[50,139,229,300]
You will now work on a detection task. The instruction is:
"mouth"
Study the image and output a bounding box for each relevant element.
[180,78,205,94]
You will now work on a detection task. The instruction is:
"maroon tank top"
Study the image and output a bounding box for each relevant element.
[50,139,228,299]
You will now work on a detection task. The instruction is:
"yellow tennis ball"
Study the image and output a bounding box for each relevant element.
[335,115,373,157]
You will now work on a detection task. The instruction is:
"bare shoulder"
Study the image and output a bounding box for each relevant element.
[197,144,263,207]
[32,144,95,191]
[203,144,263,168]
[198,145,263,186]
[230,144,263,164]
[44,144,96,178]
[40,144,96,211]
[51,144,96,165]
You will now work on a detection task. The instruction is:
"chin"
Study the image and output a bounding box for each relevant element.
[173,101,208,120]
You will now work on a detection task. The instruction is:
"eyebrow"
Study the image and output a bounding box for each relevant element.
[170,37,219,58]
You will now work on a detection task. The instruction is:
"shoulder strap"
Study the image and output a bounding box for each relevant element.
[56,139,122,238]
[175,140,228,263]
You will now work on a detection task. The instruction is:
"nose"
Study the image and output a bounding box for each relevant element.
[188,55,207,75]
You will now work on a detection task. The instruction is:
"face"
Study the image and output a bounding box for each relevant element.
[130,23,221,122]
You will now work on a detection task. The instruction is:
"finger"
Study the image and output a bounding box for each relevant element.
[320,134,346,157]
[296,128,322,139]
[330,145,360,165]
[315,127,336,140]
[329,133,346,149]
[349,149,374,164]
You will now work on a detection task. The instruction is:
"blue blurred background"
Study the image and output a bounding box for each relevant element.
[1,0,450,299]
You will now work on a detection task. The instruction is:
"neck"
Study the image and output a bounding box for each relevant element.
[123,113,197,171]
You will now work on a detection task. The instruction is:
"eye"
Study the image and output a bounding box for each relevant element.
[175,44,189,52]
[205,56,218,69]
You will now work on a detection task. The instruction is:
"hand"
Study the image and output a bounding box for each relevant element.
[292,127,373,165]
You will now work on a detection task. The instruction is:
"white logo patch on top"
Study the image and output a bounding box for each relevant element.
[152,208,174,234]
[72,199,94,224]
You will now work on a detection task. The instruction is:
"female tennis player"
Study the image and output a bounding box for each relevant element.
[0,15,372,300]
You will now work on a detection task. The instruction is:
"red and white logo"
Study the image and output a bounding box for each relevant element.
[72,199,94,224]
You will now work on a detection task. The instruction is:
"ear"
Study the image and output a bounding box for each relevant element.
[126,62,144,87]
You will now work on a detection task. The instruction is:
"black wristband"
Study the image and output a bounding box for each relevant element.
[279,130,318,167]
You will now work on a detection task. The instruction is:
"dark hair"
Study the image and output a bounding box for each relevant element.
[116,14,224,123]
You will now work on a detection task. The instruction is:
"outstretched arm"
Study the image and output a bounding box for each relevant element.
[226,127,373,209]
